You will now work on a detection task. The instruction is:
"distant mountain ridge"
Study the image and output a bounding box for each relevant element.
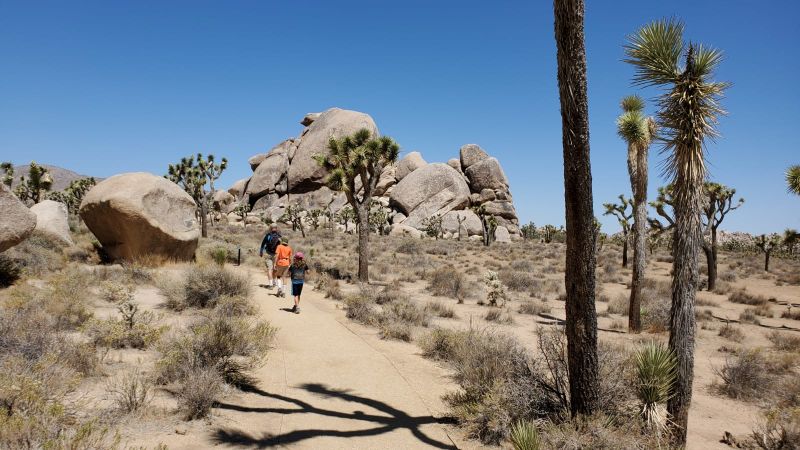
[10,164,99,192]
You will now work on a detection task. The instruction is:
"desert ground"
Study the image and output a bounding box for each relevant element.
[2,221,798,449]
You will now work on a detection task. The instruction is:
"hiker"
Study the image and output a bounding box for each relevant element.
[273,237,293,297]
[289,252,308,314]
[259,225,281,287]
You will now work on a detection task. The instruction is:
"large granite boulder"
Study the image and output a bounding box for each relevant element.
[30,200,73,245]
[228,178,250,199]
[374,166,397,197]
[390,163,470,229]
[494,226,511,243]
[0,184,36,252]
[246,139,292,201]
[248,153,267,172]
[79,172,200,261]
[459,144,489,169]
[442,210,483,237]
[395,151,427,181]
[464,157,508,191]
[481,200,517,220]
[213,190,236,214]
[287,108,379,192]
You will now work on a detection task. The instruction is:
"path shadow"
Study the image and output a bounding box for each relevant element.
[279,307,296,314]
[212,383,456,449]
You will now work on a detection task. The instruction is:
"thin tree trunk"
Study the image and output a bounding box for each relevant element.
[764,251,771,272]
[200,202,208,238]
[622,234,628,268]
[357,205,369,282]
[667,171,702,445]
[628,141,648,333]
[704,227,719,291]
[553,0,600,417]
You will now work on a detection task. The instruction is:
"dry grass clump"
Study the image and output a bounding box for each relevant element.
[106,368,153,415]
[160,264,251,310]
[739,309,762,325]
[719,323,745,342]
[1,231,66,279]
[499,270,539,293]
[425,301,457,318]
[84,301,165,350]
[767,331,800,352]
[518,301,551,316]
[607,294,629,316]
[484,308,514,324]
[749,407,800,450]
[315,273,343,300]
[395,239,423,254]
[729,289,768,306]
[714,349,772,401]
[781,308,800,321]
[177,366,225,420]
[427,265,468,302]
[418,326,634,445]
[156,312,276,389]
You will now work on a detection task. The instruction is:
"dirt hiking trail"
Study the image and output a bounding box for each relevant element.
[181,266,466,449]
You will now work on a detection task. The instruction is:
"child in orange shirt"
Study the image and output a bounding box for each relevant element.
[274,238,293,298]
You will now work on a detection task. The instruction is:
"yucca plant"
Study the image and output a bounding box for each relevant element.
[510,420,541,450]
[635,342,677,434]
[787,165,800,196]
[624,18,730,444]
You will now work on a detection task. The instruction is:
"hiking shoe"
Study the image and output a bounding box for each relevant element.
[294,307,300,315]
[291,304,297,312]
[276,289,283,297]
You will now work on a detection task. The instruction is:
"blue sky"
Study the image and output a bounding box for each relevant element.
[1,0,798,234]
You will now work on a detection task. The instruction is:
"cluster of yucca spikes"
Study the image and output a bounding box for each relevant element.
[166,153,227,237]
[9,161,54,204]
[787,165,800,195]
[636,342,677,435]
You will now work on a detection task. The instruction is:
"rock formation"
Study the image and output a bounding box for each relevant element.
[0,184,36,252]
[79,172,200,261]
[229,108,521,239]
[30,200,73,245]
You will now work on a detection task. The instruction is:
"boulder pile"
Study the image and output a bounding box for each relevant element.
[230,107,521,239]
[0,184,36,252]
[79,172,201,261]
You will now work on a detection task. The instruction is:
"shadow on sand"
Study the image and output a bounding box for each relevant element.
[211,383,456,449]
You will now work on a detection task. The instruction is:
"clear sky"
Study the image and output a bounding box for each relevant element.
[1,0,798,234]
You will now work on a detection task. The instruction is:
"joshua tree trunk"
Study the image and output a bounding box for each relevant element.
[356,205,370,282]
[764,250,771,272]
[703,226,719,291]
[667,170,702,445]
[200,201,208,238]
[553,0,600,417]
[622,231,629,268]
[628,141,648,333]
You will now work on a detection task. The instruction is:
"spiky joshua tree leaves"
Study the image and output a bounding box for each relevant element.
[625,18,730,444]
[315,129,400,282]
[1,162,13,188]
[635,342,677,437]
[787,165,800,196]
[553,0,600,417]
[167,153,227,238]
[13,161,53,205]
[617,94,656,333]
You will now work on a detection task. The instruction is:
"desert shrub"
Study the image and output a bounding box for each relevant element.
[739,309,761,325]
[361,282,403,305]
[607,295,628,316]
[380,322,413,341]
[518,301,551,316]
[719,323,745,342]
[696,296,719,307]
[177,366,224,420]
[315,273,343,300]
[634,342,676,432]
[715,349,772,401]
[100,280,135,304]
[427,266,468,302]
[538,414,659,450]
[46,267,94,330]
[720,270,737,282]
[343,295,377,325]
[121,263,153,284]
[500,270,538,292]
[749,407,800,450]
[157,313,276,388]
[1,231,65,277]
[210,246,229,266]
[84,303,164,350]
[184,265,250,308]
[484,308,514,324]
[383,300,430,327]
[781,308,800,321]
[0,254,21,287]
[395,239,422,254]
[484,271,508,307]
[419,328,464,361]
[425,301,457,318]
[641,294,671,332]
[712,280,732,295]
[767,331,800,352]
[752,304,774,318]
[106,368,152,414]
[214,295,257,317]
[729,289,768,306]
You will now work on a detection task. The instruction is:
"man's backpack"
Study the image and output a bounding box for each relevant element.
[266,231,281,254]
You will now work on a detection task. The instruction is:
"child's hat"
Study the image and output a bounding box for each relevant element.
[294,252,304,260]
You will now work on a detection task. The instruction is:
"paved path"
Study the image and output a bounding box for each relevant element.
[206,268,461,449]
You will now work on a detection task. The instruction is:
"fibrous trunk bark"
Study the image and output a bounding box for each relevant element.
[200,202,208,238]
[553,0,600,417]
[357,205,369,282]
[627,139,648,333]
[667,171,702,445]
[764,251,771,272]
[622,235,628,268]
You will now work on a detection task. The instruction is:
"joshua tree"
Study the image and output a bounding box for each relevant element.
[14,162,53,204]
[368,201,390,236]
[336,205,356,233]
[483,271,508,307]
[617,94,656,333]
[422,214,444,239]
[455,213,469,241]
[650,183,742,291]
[625,19,730,444]
[315,129,400,282]
[280,204,306,237]
[520,222,537,240]
[787,165,800,195]
[554,0,600,416]
[541,224,560,244]
[783,229,799,255]
[166,153,226,238]
[308,209,324,231]
[234,202,251,229]
[603,195,633,267]
[1,162,13,188]
[755,234,781,272]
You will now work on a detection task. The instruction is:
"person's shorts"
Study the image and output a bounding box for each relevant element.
[292,282,304,296]
[264,253,275,272]
[275,266,289,277]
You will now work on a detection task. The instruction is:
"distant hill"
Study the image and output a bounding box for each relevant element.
[10,164,99,192]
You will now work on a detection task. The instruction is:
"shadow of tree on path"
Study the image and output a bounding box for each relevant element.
[211,383,456,448]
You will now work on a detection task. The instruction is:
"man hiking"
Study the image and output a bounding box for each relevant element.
[259,225,281,288]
